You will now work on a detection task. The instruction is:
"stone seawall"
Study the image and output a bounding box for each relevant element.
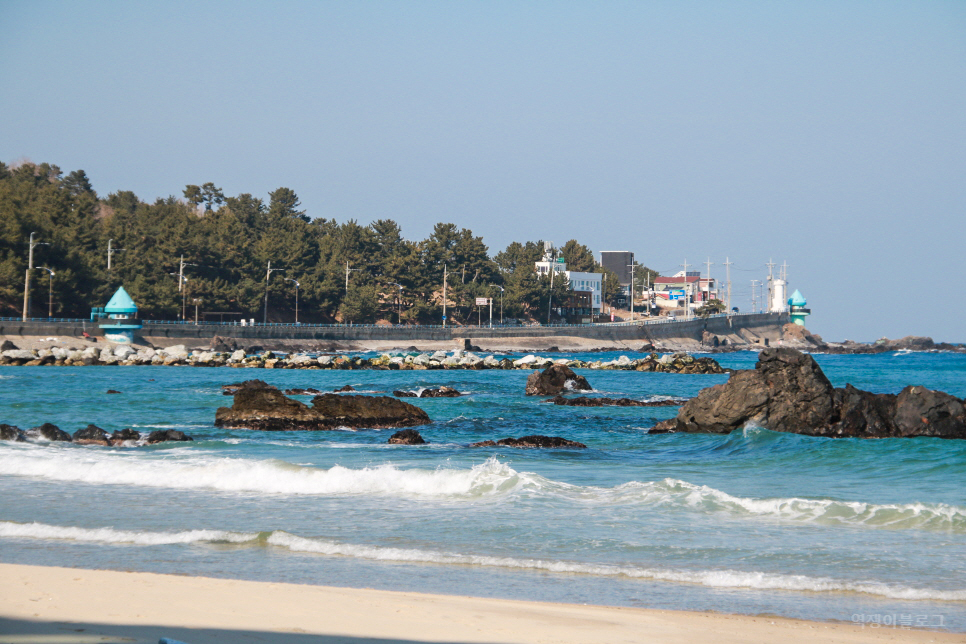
[0,313,786,350]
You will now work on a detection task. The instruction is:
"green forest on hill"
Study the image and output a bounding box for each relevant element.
[0,161,652,324]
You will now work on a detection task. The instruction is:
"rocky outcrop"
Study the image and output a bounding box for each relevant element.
[73,424,111,445]
[285,388,323,396]
[0,424,25,441]
[470,435,587,449]
[26,423,72,442]
[146,429,194,444]
[215,380,430,431]
[655,348,966,438]
[334,385,356,392]
[525,365,592,396]
[546,396,684,407]
[388,429,426,445]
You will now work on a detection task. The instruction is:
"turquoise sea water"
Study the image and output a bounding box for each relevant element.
[1,350,965,630]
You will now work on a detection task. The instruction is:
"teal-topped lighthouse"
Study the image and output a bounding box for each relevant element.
[95,286,143,343]
[788,289,811,326]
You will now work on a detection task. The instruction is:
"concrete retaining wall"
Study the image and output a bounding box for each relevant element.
[1,313,787,345]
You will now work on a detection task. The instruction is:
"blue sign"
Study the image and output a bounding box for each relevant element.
[668,289,685,300]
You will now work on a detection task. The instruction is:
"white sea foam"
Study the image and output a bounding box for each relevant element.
[0,449,531,498]
[0,521,256,545]
[1,446,963,531]
[266,531,966,601]
[3,519,961,602]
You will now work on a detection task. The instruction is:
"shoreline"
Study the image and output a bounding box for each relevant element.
[1,563,961,644]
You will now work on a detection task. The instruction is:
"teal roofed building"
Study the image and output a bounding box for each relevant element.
[787,289,810,326]
[96,286,143,343]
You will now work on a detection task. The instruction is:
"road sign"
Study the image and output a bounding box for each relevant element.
[475,297,488,305]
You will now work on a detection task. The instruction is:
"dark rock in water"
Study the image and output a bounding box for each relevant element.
[894,386,966,438]
[106,389,122,394]
[110,428,141,445]
[393,390,418,397]
[246,345,264,354]
[525,364,592,396]
[656,348,966,439]
[146,429,194,444]
[223,380,269,395]
[214,381,430,431]
[470,435,587,449]
[27,423,72,442]
[285,387,322,396]
[647,420,677,434]
[211,335,238,352]
[0,340,18,351]
[73,424,111,445]
[388,429,426,445]
[0,424,25,442]
[546,395,683,407]
[419,386,462,398]
[334,385,356,392]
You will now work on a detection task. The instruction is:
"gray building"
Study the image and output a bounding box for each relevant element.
[599,251,634,285]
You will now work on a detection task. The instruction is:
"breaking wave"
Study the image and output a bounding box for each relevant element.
[1,447,963,531]
[2,520,963,602]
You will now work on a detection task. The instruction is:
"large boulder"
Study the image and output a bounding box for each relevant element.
[658,348,966,439]
[215,380,430,431]
[894,386,966,438]
[26,423,72,442]
[0,424,25,441]
[73,424,111,445]
[525,364,592,396]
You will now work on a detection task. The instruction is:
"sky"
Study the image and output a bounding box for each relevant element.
[2,1,964,341]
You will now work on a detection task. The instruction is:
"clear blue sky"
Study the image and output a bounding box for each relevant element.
[2,1,964,341]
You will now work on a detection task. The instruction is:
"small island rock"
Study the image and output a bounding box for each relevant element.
[388,429,426,445]
[525,364,592,396]
[73,424,111,445]
[470,435,586,449]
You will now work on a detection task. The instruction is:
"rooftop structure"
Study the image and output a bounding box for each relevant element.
[95,286,143,343]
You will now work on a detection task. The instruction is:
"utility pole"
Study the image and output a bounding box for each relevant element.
[627,263,636,321]
[498,286,504,325]
[680,258,690,319]
[489,296,493,328]
[264,261,284,324]
[723,257,733,314]
[107,239,125,272]
[344,261,361,295]
[177,255,197,293]
[442,264,448,327]
[547,248,559,326]
[705,257,714,303]
[23,233,49,320]
[751,279,759,313]
[766,258,776,313]
[37,267,55,318]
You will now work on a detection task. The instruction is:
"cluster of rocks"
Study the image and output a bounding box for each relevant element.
[545,395,684,407]
[525,364,593,396]
[0,344,725,374]
[393,387,462,398]
[469,435,587,449]
[0,422,193,445]
[214,380,430,431]
[652,348,966,439]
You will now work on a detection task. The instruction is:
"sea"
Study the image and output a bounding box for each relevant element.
[1,350,964,631]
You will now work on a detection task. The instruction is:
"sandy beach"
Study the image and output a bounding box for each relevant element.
[1,564,961,644]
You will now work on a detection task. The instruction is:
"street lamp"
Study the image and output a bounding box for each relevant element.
[285,278,301,324]
[23,232,50,320]
[497,286,504,325]
[389,283,403,325]
[36,267,55,319]
[264,261,285,324]
[168,273,189,320]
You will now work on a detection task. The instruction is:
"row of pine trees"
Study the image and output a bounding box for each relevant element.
[0,160,639,324]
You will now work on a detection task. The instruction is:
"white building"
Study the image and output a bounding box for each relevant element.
[566,271,603,312]
[532,242,603,315]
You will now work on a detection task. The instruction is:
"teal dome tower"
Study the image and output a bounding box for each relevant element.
[788,289,810,326]
[97,286,143,343]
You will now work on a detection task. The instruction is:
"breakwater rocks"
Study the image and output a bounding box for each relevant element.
[0,345,726,374]
[0,422,193,445]
[653,347,966,439]
[214,380,431,431]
